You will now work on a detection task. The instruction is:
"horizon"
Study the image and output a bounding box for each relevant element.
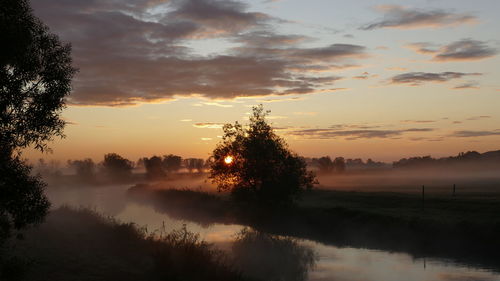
[25,0,500,163]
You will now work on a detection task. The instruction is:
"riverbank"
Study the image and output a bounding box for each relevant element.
[128,185,500,271]
[1,207,252,281]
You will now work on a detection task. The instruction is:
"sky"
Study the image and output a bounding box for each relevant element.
[27,0,500,163]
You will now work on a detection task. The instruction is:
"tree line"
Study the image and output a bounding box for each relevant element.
[57,153,209,182]
[393,150,500,169]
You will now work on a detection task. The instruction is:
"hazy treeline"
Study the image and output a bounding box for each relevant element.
[393,150,500,170]
[36,150,500,184]
[308,149,500,175]
[35,153,209,184]
[307,156,388,174]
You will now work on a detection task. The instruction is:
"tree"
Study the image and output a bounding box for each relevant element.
[184,158,204,173]
[333,157,346,173]
[101,153,133,181]
[143,156,165,179]
[315,156,334,174]
[67,158,95,181]
[162,154,182,173]
[1,0,75,242]
[1,0,75,153]
[209,105,316,205]
[0,152,50,241]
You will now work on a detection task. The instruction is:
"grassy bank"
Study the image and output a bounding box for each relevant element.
[128,185,500,271]
[1,207,252,281]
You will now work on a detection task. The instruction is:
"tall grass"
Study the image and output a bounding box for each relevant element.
[3,207,251,281]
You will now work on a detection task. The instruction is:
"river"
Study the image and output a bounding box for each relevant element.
[46,185,500,281]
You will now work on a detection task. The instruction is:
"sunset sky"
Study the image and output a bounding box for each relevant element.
[27,0,500,163]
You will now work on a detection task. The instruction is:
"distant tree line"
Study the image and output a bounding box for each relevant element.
[60,153,209,182]
[393,150,500,169]
[307,156,387,174]
[39,149,500,183]
[309,156,346,174]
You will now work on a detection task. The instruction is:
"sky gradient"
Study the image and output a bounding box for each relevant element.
[27,0,500,163]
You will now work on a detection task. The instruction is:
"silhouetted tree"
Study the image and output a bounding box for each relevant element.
[143,156,166,179]
[1,0,75,153]
[184,158,204,173]
[162,154,182,172]
[0,152,51,242]
[209,105,316,205]
[315,156,334,174]
[101,153,133,181]
[333,157,346,173]
[1,0,74,244]
[67,158,95,181]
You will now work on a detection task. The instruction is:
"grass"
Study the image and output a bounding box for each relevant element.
[300,189,500,225]
[2,207,253,281]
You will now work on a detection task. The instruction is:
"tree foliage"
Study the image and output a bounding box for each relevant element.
[185,158,205,173]
[142,155,165,179]
[0,152,50,241]
[209,105,316,205]
[1,0,76,153]
[101,153,133,181]
[67,158,95,181]
[163,154,182,172]
[1,0,74,243]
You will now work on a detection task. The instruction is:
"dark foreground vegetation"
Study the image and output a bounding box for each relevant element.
[2,206,317,281]
[1,207,251,281]
[128,185,500,272]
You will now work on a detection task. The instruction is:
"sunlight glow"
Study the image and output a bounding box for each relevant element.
[224,155,234,164]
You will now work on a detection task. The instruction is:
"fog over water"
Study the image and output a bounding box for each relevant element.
[46,181,500,281]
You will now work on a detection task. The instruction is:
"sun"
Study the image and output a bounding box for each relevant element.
[224,155,234,164]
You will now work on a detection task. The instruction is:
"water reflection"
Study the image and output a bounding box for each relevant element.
[306,242,499,281]
[46,186,500,281]
[232,228,316,281]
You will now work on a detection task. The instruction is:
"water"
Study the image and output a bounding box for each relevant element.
[46,185,500,281]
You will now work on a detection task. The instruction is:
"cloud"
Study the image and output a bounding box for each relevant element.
[386,67,408,71]
[466,115,491,121]
[257,96,305,103]
[233,31,308,47]
[390,72,481,86]
[353,72,378,80]
[407,39,497,62]
[193,122,225,129]
[405,42,439,54]
[200,137,213,141]
[453,82,480,90]
[450,130,500,137]
[433,39,497,61]
[401,120,437,124]
[168,0,270,37]
[266,115,287,120]
[32,0,365,106]
[202,102,233,107]
[293,112,317,116]
[361,5,476,30]
[286,44,367,62]
[286,127,433,140]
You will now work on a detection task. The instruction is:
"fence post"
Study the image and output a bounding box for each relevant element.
[422,185,425,212]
